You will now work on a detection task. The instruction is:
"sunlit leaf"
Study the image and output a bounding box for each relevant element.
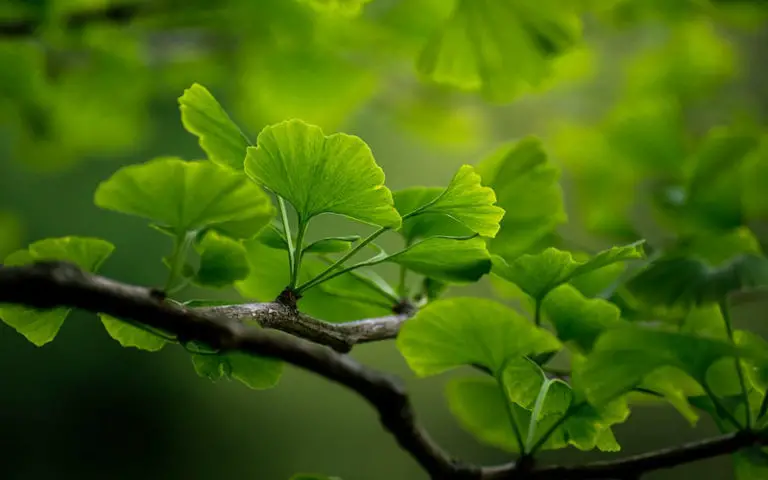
[245,120,401,228]
[304,236,361,254]
[0,237,114,346]
[194,231,250,288]
[99,314,168,352]
[476,137,566,258]
[417,0,581,101]
[406,165,504,238]
[393,187,472,243]
[178,83,249,170]
[383,236,491,284]
[191,350,283,390]
[397,298,560,376]
[94,157,274,238]
[492,242,645,301]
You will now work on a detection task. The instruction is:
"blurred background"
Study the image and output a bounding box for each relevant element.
[1,0,767,479]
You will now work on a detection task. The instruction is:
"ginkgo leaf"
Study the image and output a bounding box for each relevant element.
[542,285,625,353]
[0,237,114,346]
[393,187,472,243]
[396,297,560,376]
[304,236,361,254]
[492,241,645,301]
[476,137,566,258]
[627,254,768,308]
[417,0,581,101]
[94,157,274,238]
[576,327,768,407]
[178,83,249,170]
[406,165,504,238]
[99,314,168,352]
[245,119,401,228]
[297,0,372,16]
[191,350,283,390]
[382,236,491,284]
[194,231,250,288]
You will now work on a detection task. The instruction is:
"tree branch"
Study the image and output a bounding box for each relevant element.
[1,261,766,480]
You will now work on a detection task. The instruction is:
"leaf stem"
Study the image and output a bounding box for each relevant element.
[526,377,554,451]
[278,196,296,286]
[534,299,543,327]
[290,217,309,289]
[164,231,195,293]
[528,401,587,455]
[720,300,751,428]
[296,226,389,294]
[703,382,744,431]
[496,358,527,454]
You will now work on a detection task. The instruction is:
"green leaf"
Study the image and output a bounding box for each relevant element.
[244,119,401,228]
[297,0,371,16]
[0,237,114,346]
[417,0,581,101]
[627,254,768,308]
[476,137,566,258]
[384,236,491,284]
[396,297,560,376]
[194,231,250,288]
[178,83,249,170]
[542,285,625,353]
[99,314,168,352]
[94,157,274,238]
[393,187,473,244]
[576,327,768,407]
[304,236,361,254]
[406,165,505,238]
[191,351,283,390]
[492,242,645,301]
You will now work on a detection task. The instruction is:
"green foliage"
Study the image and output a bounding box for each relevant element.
[191,350,283,390]
[100,314,169,352]
[0,237,114,346]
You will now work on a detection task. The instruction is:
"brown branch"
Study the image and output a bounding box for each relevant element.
[1,261,767,480]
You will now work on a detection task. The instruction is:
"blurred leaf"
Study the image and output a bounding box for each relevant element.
[639,367,702,425]
[289,474,342,480]
[491,242,645,301]
[417,0,581,101]
[297,0,372,16]
[542,285,625,354]
[406,165,505,238]
[396,297,560,376]
[94,157,274,238]
[178,83,249,170]
[0,211,23,258]
[191,351,283,390]
[627,254,768,308]
[245,120,401,228]
[476,137,566,258]
[99,314,168,352]
[381,236,490,284]
[194,231,250,288]
[0,237,114,346]
[576,327,768,406]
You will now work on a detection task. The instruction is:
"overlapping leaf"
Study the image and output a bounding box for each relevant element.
[94,157,274,238]
[178,83,249,170]
[0,237,114,346]
[381,236,492,284]
[194,231,250,288]
[397,298,560,376]
[245,119,400,228]
[191,350,283,390]
[393,187,472,243]
[492,241,645,301]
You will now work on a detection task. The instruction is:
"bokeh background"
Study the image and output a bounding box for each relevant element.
[1,1,767,479]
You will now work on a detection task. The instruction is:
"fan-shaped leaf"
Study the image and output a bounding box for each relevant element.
[393,187,472,243]
[0,237,114,346]
[191,350,283,390]
[384,236,491,284]
[245,119,401,228]
[397,298,560,376]
[94,157,274,238]
[194,231,250,288]
[99,314,168,352]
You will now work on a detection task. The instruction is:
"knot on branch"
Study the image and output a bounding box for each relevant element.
[276,287,302,309]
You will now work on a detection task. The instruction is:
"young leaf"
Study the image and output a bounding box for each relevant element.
[178,83,249,170]
[304,236,361,254]
[383,236,491,284]
[394,187,475,243]
[191,351,283,390]
[244,119,401,228]
[406,165,504,238]
[194,231,250,288]
[542,285,625,353]
[476,137,567,258]
[417,0,581,101]
[396,298,560,376]
[99,314,168,352]
[0,237,114,346]
[492,241,645,301]
[576,327,768,407]
[94,157,274,238]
